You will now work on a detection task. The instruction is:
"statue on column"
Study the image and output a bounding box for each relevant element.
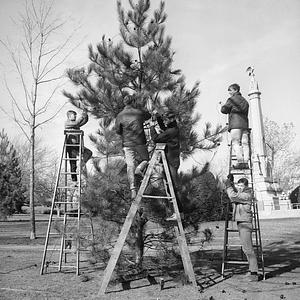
[246,66,259,92]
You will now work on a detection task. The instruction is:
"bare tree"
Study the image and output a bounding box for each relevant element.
[0,0,79,239]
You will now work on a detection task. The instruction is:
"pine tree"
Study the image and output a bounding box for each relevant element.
[0,130,27,219]
[64,0,224,270]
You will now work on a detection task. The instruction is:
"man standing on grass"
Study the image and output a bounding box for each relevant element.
[225,175,259,282]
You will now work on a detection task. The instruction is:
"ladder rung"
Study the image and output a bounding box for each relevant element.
[226,228,259,232]
[224,260,248,265]
[62,158,80,161]
[57,186,78,190]
[60,265,77,268]
[55,201,79,204]
[226,244,261,248]
[142,195,173,199]
[60,172,79,175]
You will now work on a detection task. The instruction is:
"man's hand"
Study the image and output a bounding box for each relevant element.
[227,174,234,182]
[225,174,234,188]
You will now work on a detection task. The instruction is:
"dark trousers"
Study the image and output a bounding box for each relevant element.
[66,146,92,181]
[169,164,183,213]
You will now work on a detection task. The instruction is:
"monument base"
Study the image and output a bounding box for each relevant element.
[254,175,300,219]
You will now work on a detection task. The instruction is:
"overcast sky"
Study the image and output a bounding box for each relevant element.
[0,0,299,169]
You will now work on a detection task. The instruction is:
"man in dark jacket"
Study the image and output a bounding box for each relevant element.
[65,109,93,182]
[225,175,258,282]
[150,111,183,220]
[221,84,249,169]
[115,96,151,199]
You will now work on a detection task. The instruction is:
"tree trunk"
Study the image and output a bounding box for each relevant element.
[29,126,36,240]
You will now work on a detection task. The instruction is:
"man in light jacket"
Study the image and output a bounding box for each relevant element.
[221,84,249,169]
[225,175,259,282]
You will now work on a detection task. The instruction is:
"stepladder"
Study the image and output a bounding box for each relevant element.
[221,129,265,279]
[98,143,197,295]
[40,129,94,276]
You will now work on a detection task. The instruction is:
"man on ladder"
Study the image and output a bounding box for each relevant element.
[65,108,93,183]
[115,95,151,199]
[150,110,184,221]
[224,174,259,282]
[220,83,249,169]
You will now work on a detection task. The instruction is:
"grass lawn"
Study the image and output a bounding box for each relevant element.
[0,216,299,299]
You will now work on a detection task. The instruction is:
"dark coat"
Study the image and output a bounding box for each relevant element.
[115,105,151,147]
[65,111,88,144]
[221,92,249,131]
[150,119,180,169]
[289,186,300,204]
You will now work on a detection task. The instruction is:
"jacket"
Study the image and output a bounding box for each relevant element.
[65,111,88,145]
[225,181,253,222]
[221,92,249,131]
[115,105,151,147]
[150,120,180,169]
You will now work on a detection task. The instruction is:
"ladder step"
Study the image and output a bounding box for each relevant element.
[142,195,173,199]
[225,243,261,247]
[55,201,79,205]
[226,228,259,232]
[224,260,248,265]
[62,158,80,161]
[60,172,79,175]
[57,186,78,190]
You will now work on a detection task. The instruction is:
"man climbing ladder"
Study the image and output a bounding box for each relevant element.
[222,130,265,281]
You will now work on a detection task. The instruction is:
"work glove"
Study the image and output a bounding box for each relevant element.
[225,174,234,188]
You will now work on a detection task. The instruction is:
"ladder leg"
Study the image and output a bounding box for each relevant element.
[161,151,197,287]
[98,194,144,295]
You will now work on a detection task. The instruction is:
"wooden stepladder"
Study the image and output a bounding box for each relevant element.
[221,130,265,279]
[98,143,197,295]
[40,129,94,276]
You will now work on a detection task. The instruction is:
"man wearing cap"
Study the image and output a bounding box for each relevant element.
[150,111,184,221]
[65,109,93,182]
[115,96,151,199]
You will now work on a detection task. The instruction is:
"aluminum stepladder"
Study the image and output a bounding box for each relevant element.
[98,143,197,295]
[40,129,94,276]
[221,129,265,279]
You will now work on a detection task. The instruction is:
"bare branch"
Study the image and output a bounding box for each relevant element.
[4,79,31,124]
[35,103,66,129]
[39,29,82,81]
[35,81,65,116]
[0,105,30,141]
[38,75,64,84]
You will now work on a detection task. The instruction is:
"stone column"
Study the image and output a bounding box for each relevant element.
[246,67,277,215]
[247,67,268,177]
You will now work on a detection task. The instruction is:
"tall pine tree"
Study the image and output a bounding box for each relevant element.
[64,0,224,269]
[0,130,27,219]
